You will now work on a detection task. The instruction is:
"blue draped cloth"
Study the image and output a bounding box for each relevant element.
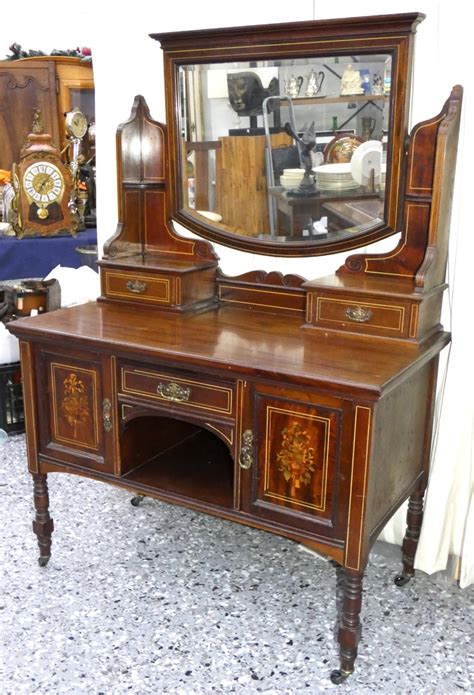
[0,228,97,280]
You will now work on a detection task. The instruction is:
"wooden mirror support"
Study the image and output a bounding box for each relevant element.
[8,14,463,685]
[101,95,219,314]
[101,84,462,347]
[304,85,463,346]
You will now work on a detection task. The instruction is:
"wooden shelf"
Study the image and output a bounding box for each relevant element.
[282,94,388,106]
[122,426,234,509]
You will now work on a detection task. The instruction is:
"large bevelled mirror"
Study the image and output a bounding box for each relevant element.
[180,54,390,244]
[155,15,421,256]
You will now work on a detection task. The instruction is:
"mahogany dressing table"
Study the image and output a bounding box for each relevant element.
[8,14,462,684]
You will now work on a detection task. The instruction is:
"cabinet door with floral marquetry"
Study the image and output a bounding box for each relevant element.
[242,383,351,543]
[37,348,115,472]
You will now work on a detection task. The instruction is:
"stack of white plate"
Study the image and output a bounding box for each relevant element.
[280,168,306,189]
[196,210,223,222]
[313,163,359,191]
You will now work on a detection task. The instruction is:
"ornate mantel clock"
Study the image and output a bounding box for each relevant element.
[11,109,78,238]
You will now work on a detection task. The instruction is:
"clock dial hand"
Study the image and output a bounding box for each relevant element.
[38,176,49,192]
[35,173,54,196]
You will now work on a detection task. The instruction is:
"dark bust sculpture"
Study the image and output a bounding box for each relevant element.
[227,71,279,116]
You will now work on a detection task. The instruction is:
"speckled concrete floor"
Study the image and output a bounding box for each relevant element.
[1,434,473,694]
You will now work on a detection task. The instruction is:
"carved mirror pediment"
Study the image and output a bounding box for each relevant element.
[153,13,424,256]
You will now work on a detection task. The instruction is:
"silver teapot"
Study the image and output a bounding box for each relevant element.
[305,70,325,97]
[284,74,303,98]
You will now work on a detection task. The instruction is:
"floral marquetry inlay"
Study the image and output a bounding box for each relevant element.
[61,373,90,435]
[276,422,316,489]
[49,360,100,452]
[261,401,336,517]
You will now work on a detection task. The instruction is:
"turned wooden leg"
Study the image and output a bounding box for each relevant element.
[332,561,345,639]
[330,568,364,684]
[394,488,425,587]
[32,473,54,567]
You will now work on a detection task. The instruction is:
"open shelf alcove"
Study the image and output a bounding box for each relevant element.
[120,413,234,509]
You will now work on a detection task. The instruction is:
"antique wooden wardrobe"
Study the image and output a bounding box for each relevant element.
[9,13,462,684]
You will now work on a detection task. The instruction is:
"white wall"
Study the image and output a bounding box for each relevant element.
[2,2,472,572]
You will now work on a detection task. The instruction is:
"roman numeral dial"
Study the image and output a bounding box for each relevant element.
[23,162,65,211]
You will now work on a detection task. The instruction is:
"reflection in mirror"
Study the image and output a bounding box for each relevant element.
[179,54,391,245]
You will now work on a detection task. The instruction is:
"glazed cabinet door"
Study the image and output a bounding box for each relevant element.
[241,383,352,543]
[36,347,116,472]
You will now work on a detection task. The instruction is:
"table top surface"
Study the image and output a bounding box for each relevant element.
[9,300,449,399]
[269,186,382,205]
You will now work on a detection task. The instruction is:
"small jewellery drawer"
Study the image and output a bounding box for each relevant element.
[314,295,409,337]
[102,269,175,306]
[120,364,235,419]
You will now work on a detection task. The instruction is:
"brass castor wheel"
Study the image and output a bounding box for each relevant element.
[130,495,145,507]
[394,572,414,587]
[38,555,50,567]
[330,669,352,685]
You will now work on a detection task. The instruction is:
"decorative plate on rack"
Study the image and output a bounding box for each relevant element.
[324,134,364,163]
[350,140,383,186]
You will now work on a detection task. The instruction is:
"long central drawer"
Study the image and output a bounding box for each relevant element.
[119,363,236,420]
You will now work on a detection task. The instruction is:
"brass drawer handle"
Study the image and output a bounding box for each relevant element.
[126,280,147,294]
[157,382,191,403]
[345,306,373,323]
[239,429,254,470]
[103,398,113,432]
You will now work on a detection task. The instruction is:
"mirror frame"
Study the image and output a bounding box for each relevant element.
[152,13,424,257]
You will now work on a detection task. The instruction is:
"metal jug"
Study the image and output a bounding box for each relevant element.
[284,75,303,98]
[305,70,325,97]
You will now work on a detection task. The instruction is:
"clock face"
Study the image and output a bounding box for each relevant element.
[23,162,65,209]
[66,110,88,139]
